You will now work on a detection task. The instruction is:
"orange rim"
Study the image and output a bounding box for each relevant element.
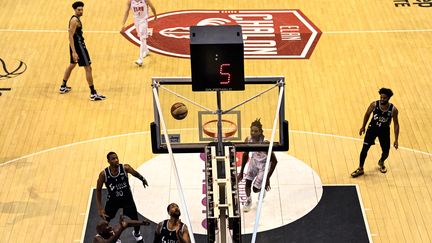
[202,119,237,138]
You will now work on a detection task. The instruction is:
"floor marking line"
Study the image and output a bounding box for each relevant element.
[1,129,431,167]
[325,29,432,34]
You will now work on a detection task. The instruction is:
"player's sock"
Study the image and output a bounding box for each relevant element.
[89,85,96,95]
[62,80,67,87]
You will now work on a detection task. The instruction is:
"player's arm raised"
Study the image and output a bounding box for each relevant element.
[124,164,148,187]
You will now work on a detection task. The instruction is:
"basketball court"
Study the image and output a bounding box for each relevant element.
[1,0,432,242]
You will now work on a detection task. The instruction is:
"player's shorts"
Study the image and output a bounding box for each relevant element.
[134,19,148,39]
[69,40,91,66]
[363,126,390,151]
[104,198,138,222]
[245,159,266,190]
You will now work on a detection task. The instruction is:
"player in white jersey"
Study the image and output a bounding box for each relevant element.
[238,119,278,212]
[121,0,157,66]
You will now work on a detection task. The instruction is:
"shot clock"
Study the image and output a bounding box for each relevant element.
[190,25,245,91]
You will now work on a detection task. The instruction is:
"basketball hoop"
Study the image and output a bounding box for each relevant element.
[202,119,238,138]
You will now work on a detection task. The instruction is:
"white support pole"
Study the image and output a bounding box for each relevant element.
[152,87,196,243]
[251,84,285,243]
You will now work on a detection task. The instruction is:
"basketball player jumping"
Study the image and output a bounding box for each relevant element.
[121,0,157,66]
[351,88,400,177]
[60,1,106,101]
[96,152,149,243]
[238,119,278,212]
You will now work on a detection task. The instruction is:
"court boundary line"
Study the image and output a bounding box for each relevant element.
[78,187,95,243]
[1,129,431,167]
[354,184,373,242]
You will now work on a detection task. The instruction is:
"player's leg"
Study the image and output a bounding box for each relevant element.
[123,202,143,243]
[74,41,105,100]
[243,179,253,212]
[377,129,391,173]
[252,162,266,193]
[63,63,77,81]
[352,144,371,177]
[60,63,76,93]
[243,164,258,212]
[60,48,78,94]
[139,35,149,59]
[104,201,122,243]
[252,168,267,201]
[244,179,252,197]
[134,20,148,66]
[352,128,377,177]
[244,163,259,198]
[83,65,106,101]
[84,65,94,87]
[104,200,119,223]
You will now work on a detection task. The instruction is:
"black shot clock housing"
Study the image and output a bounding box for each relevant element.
[190,25,245,92]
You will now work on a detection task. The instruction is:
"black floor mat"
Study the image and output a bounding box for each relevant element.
[83,185,369,243]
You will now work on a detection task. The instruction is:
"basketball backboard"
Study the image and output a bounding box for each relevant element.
[150,77,288,153]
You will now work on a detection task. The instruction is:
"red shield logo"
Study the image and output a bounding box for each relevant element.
[121,10,321,59]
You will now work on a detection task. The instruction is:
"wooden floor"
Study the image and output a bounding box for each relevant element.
[1,0,432,242]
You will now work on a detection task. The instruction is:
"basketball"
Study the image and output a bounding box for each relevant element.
[170,102,188,120]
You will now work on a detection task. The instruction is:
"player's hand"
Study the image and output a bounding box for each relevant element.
[119,212,128,229]
[394,140,399,149]
[72,52,79,63]
[237,173,243,182]
[142,178,149,188]
[265,179,271,191]
[359,127,365,136]
[98,208,109,220]
[142,219,151,226]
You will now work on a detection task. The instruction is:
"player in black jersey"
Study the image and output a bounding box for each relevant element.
[60,1,106,101]
[351,88,400,177]
[153,203,191,243]
[96,151,149,243]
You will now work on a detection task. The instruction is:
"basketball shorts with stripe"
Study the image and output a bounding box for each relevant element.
[69,41,91,66]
